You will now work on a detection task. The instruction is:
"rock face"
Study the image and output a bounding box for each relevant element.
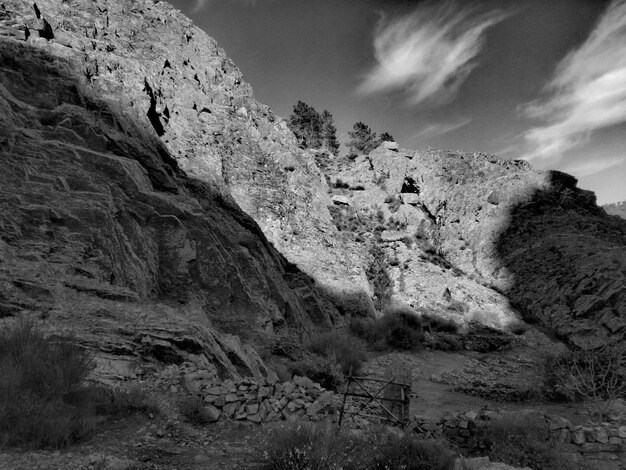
[328,147,626,346]
[1,0,624,362]
[0,0,372,318]
[0,36,337,380]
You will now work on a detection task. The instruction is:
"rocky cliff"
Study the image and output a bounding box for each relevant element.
[0,0,373,318]
[1,0,624,379]
[328,147,626,347]
[0,30,338,381]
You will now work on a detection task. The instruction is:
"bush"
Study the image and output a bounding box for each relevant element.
[0,320,159,449]
[307,332,367,376]
[262,422,454,470]
[372,436,455,470]
[262,422,373,470]
[92,386,159,417]
[0,320,95,448]
[350,307,423,352]
[423,315,459,334]
[291,353,345,390]
[381,307,423,351]
[180,395,213,424]
[366,245,392,311]
[465,414,568,470]
[542,345,626,418]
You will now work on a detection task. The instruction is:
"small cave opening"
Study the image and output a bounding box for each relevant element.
[401,176,420,194]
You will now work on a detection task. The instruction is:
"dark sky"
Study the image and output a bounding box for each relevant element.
[169,0,625,204]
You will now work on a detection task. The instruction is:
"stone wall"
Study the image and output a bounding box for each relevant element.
[412,409,626,470]
[182,371,336,424]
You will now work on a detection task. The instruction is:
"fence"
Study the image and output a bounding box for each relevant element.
[338,371,411,428]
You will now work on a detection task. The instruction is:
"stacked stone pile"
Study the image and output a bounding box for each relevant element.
[409,409,626,469]
[182,371,336,424]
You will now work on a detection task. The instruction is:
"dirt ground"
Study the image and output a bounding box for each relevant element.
[0,328,598,469]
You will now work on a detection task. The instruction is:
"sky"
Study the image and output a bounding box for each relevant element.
[169,0,626,204]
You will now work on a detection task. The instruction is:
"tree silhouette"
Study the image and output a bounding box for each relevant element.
[287,100,322,149]
[379,132,394,143]
[321,110,339,155]
[348,121,378,155]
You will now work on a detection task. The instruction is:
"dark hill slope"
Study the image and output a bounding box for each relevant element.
[0,0,373,317]
[0,39,334,380]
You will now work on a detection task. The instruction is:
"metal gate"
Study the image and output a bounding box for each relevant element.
[337,371,411,428]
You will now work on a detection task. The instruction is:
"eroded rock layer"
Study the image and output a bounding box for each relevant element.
[0,0,372,316]
[0,39,335,379]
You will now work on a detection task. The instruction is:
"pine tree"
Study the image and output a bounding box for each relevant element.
[348,121,378,155]
[320,110,339,155]
[287,101,322,149]
[379,132,394,143]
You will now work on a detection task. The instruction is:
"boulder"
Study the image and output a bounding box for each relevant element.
[331,195,353,206]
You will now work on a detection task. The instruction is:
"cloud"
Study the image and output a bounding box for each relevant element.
[523,0,626,163]
[412,117,472,139]
[193,0,209,12]
[358,2,507,106]
[192,0,261,12]
[562,155,625,178]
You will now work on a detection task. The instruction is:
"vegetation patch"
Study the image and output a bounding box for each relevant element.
[463,414,569,470]
[351,306,423,351]
[542,344,626,418]
[291,331,368,389]
[0,320,158,449]
[261,421,455,470]
[365,245,392,311]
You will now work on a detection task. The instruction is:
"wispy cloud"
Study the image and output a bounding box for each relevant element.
[358,2,507,106]
[192,0,262,12]
[523,0,626,163]
[412,117,472,140]
[562,154,625,178]
[193,0,209,12]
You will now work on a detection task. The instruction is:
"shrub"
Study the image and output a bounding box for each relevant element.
[261,422,455,470]
[334,178,350,189]
[350,307,423,352]
[92,386,159,417]
[372,436,455,470]
[423,315,459,334]
[306,331,367,376]
[271,330,305,361]
[0,320,160,449]
[180,395,211,424]
[542,345,626,418]
[465,414,568,470]
[291,353,345,390]
[508,320,529,335]
[262,421,373,470]
[0,320,95,449]
[366,245,392,311]
[381,307,423,351]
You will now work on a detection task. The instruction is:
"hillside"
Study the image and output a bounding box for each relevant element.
[326,147,626,348]
[1,1,626,468]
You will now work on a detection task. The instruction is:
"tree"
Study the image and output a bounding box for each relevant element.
[287,100,322,149]
[379,132,394,143]
[320,110,339,155]
[348,121,378,155]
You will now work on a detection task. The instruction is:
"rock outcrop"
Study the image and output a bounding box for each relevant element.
[0,36,336,380]
[328,147,626,346]
[1,0,624,362]
[0,0,373,318]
